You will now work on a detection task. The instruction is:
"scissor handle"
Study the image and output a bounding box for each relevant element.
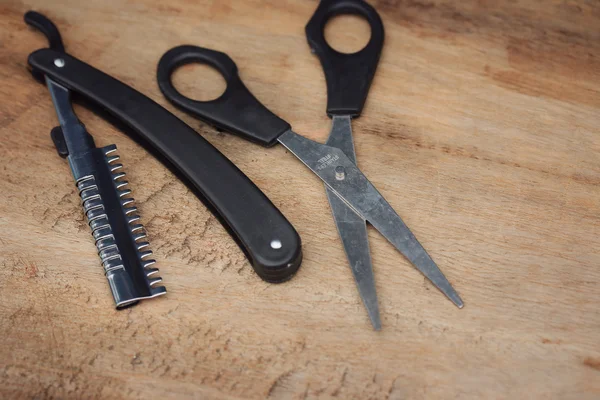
[157,45,291,147]
[305,0,384,117]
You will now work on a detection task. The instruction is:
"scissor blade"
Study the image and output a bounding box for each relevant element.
[278,130,463,308]
[325,115,380,329]
[326,115,356,163]
[326,188,381,330]
[325,115,381,330]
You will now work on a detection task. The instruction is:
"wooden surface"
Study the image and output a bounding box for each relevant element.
[1,0,600,398]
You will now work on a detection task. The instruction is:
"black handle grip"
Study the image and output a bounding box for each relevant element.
[157,45,290,147]
[24,11,65,52]
[305,0,384,117]
[28,48,302,282]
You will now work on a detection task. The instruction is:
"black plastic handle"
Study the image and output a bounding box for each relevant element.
[157,45,290,147]
[24,11,65,52]
[305,0,384,117]
[28,48,302,282]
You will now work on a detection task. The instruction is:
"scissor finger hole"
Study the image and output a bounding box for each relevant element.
[171,63,227,102]
[324,14,372,54]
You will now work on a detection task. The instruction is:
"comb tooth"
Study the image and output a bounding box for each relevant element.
[83,197,104,211]
[104,264,125,273]
[104,144,117,155]
[136,241,150,250]
[145,267,159,277]
[101,253,121,263]
[96,237,116,251]
[77,176,96,191]
[113,172,126,180]
[139,250,153,259]
[133,232,147,241]
[89,216,109,231]
[93,225,113,242]
[119,189,132,197]
[130,224,144,233]
[81,194,100,205]
[107,155,120,163]
[143,259,156,268]
[78,175,95,184]
[86,208,107,222]
[148,277,162,286]
[124,206,138,215]
[79,187,99,199]
[110,163,123,172]
[150,286,167,296]
[91,223,110,234]
[101,254,122,270]
[127,215,140,224]
[99,245,120,259]
[101,257,122,269]
[78,182,98,195]
[80,189,100,202]
[121,198,135,206]
[85,206,105,218]
[105,265,125,275]
[116,181,129,189]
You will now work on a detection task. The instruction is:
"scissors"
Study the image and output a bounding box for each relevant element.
[157,0,463,329]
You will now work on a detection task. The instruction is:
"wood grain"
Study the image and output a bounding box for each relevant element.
[1,0,599,398]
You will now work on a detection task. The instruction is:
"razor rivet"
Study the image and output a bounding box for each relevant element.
[335,166,346,181]
[54,58,65,68]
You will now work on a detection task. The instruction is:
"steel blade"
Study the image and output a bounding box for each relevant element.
[324,115,381,329]
[327,188,381,329]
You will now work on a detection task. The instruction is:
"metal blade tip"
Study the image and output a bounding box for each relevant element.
[371,319,382,331]
[449,292,464,309]
[366,304,382,331]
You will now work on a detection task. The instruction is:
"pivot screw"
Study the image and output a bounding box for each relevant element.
[54,58,65,68]
[335,166,346,181]
[270,239,282,250]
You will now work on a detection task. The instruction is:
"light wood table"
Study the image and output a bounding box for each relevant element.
[1,0,599,398]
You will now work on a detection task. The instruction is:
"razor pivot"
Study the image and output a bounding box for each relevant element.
[47,78,166,308]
